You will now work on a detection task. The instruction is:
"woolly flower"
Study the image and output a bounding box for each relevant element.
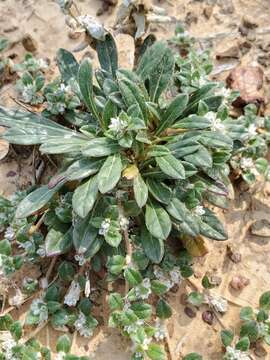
[31,298,48,323]
[99,218,111,236]
[247,123,257,138]
[37,245,46,257]
[154,319,166,341]
[215,86,231,100]
[4,226,15,241]
[240,158,259,176]
[124,319,144,334]
[224,346,251,360]
[206,292,228,313]
[109,117,128,135]
[21,84,36,103]
[74,311,93,337]
[64,280,81,307]
[75,253,86,266]
[169,267,182,284]
[206,111,226,132]
[134,277,152,300]
[154,266,182,291]
[77,15,105,40]
[193,205,205,216]
[119,216,129,231]
[141,337,152,351]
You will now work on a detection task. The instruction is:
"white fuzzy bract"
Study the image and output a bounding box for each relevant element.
[77,15,105,40]
[99,218,111,236]
[31,298,48,323]
[134,277,152,300]
[74,253,86,266]
[224,346,251,360]
[64,280,81,307]
[55,351,66,360]
[109,117,128,135]
[154,266,182,291]
[154,319,166,341]
[119,216,129,231]
[194,205,205,216]
[4,226,15,241]
[1,337,17,360]
[206,292,228,313]
[74,311,93,337]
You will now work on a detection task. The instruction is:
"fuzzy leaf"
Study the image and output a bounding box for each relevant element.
[199,209,228,241]
[156,154,185,179]
[40,137,89,155]
[73,215,99,254]
[140,226,164,263]
[220,330,234,347]
[57,48,79,83]
[98,154,122,194]
[156,299,172,319]
[96,34,118,77]
[45,228,72,256]
[133,174,148,208]
[65,158,103,181]
[72,175,98,218]
[146,178,172,205]
[145,201,171,240]
[184,145,212,168]
[146,344,166,360]
[82,137,119,157]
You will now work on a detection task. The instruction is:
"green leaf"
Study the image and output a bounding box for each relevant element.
[147,145,170,157]
[96,34,118,77]
[146,178,172,205]
[137,41,174,102]
[156,299,172,319]
[0,239,11,255]
[0,314,13,330]
[131,302,152,319]
[184,145,212,168]
[107,255,126,275]
[235,336,250,351]
[124,268,143,287]
[45,228,72,256]
[199,131,233,150]
[199,209,228,241]
[173,115,211,130]
[58,261,76,282]
[146,344,166,360]
[187,291,204,306]
[259,291,270,310]
[145,202,171,240]
[240,320,259,342]
[56,334,71,353]
[16,184,62,218]
[151,280,168,296]
[10,321,22,341]
[140,226,164,263]
[240,307,254,321]
[82,137,119,157]
[72,175,98,218]
[40,137,89,155]
[57,48,79,83]
[156,155,185,179]
[183,353,202,360]
[65,158,103,181]
[98,154,122,193]
[134,174,148,208]
[78,59,99,120]
[166,198,199,237]
[109,293,124,310]
[156,94,188,135]
[220,329,234,347]
[73,215,99,254]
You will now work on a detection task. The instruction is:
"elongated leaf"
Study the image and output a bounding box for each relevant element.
[140,226,164,263]
[147,145,170,158]
[156,155,185,179]
[0,107,84,145]
[16,184,63,218]
[98,154,122,193]
[145,201,171,240]
[184,145,212,168]
[199,131,233,150]
[167,198,199,237]
[45,228,72,256]
[84,235,103,259]
[65,158,103,181]
[82,137,119,157]
[57,48,79,83]
[72,175,98,218]
[40,137,89,154]
[173,115,211,130]
[133,174,148,208]
[78,59,99,120]
[156,94,188,135]
[118,79,147,122]
[73,215,98,254]
[96,34,118,77]
[146,178,171,205]
[199,209,227,240]
[181,83,216,117]
[103,99,117,128]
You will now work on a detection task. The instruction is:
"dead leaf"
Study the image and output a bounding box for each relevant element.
[0,127,9,160]
[181,235,209,257]
[123,164,139,180]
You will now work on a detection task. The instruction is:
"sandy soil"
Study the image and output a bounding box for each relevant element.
[0,0,270,359]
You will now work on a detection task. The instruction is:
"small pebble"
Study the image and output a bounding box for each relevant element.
[230,275,250,290]
[184,306,196,318]
[202,310,214,325]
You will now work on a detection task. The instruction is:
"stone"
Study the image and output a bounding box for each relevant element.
[22,34,38,53]
[203,5,214,19]
[202,310,214,325]
[250,219,270,237]
[184,306,196,318]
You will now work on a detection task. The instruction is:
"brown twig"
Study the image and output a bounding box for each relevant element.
[21,321,48,344]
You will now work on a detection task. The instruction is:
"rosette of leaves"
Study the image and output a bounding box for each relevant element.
[16,71,45,105]
[0,35,231,263]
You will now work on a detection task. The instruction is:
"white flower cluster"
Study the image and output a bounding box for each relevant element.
[240,158,259,176]
[77,15,105,40]
[224,346,251,360]
[134,277,152,300]
[205,292,228,313]
[193,205,205,216]
[4,226,15,241]
[246,124,257,138]
[31,298,48,323]
[55,351,66,360]
[215,86,231,104]
[154,266,182,291]
[74,311,93,337]
[154,319,166,341]
[205,111,226,133]
[99,218,111,236]
[109,117,128,135]
[119,216,129,231]
[124,319,144,335]
[21,84,37,104]
[64,280,81,307]
[74,253,86,266]
[37,244,46,257]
